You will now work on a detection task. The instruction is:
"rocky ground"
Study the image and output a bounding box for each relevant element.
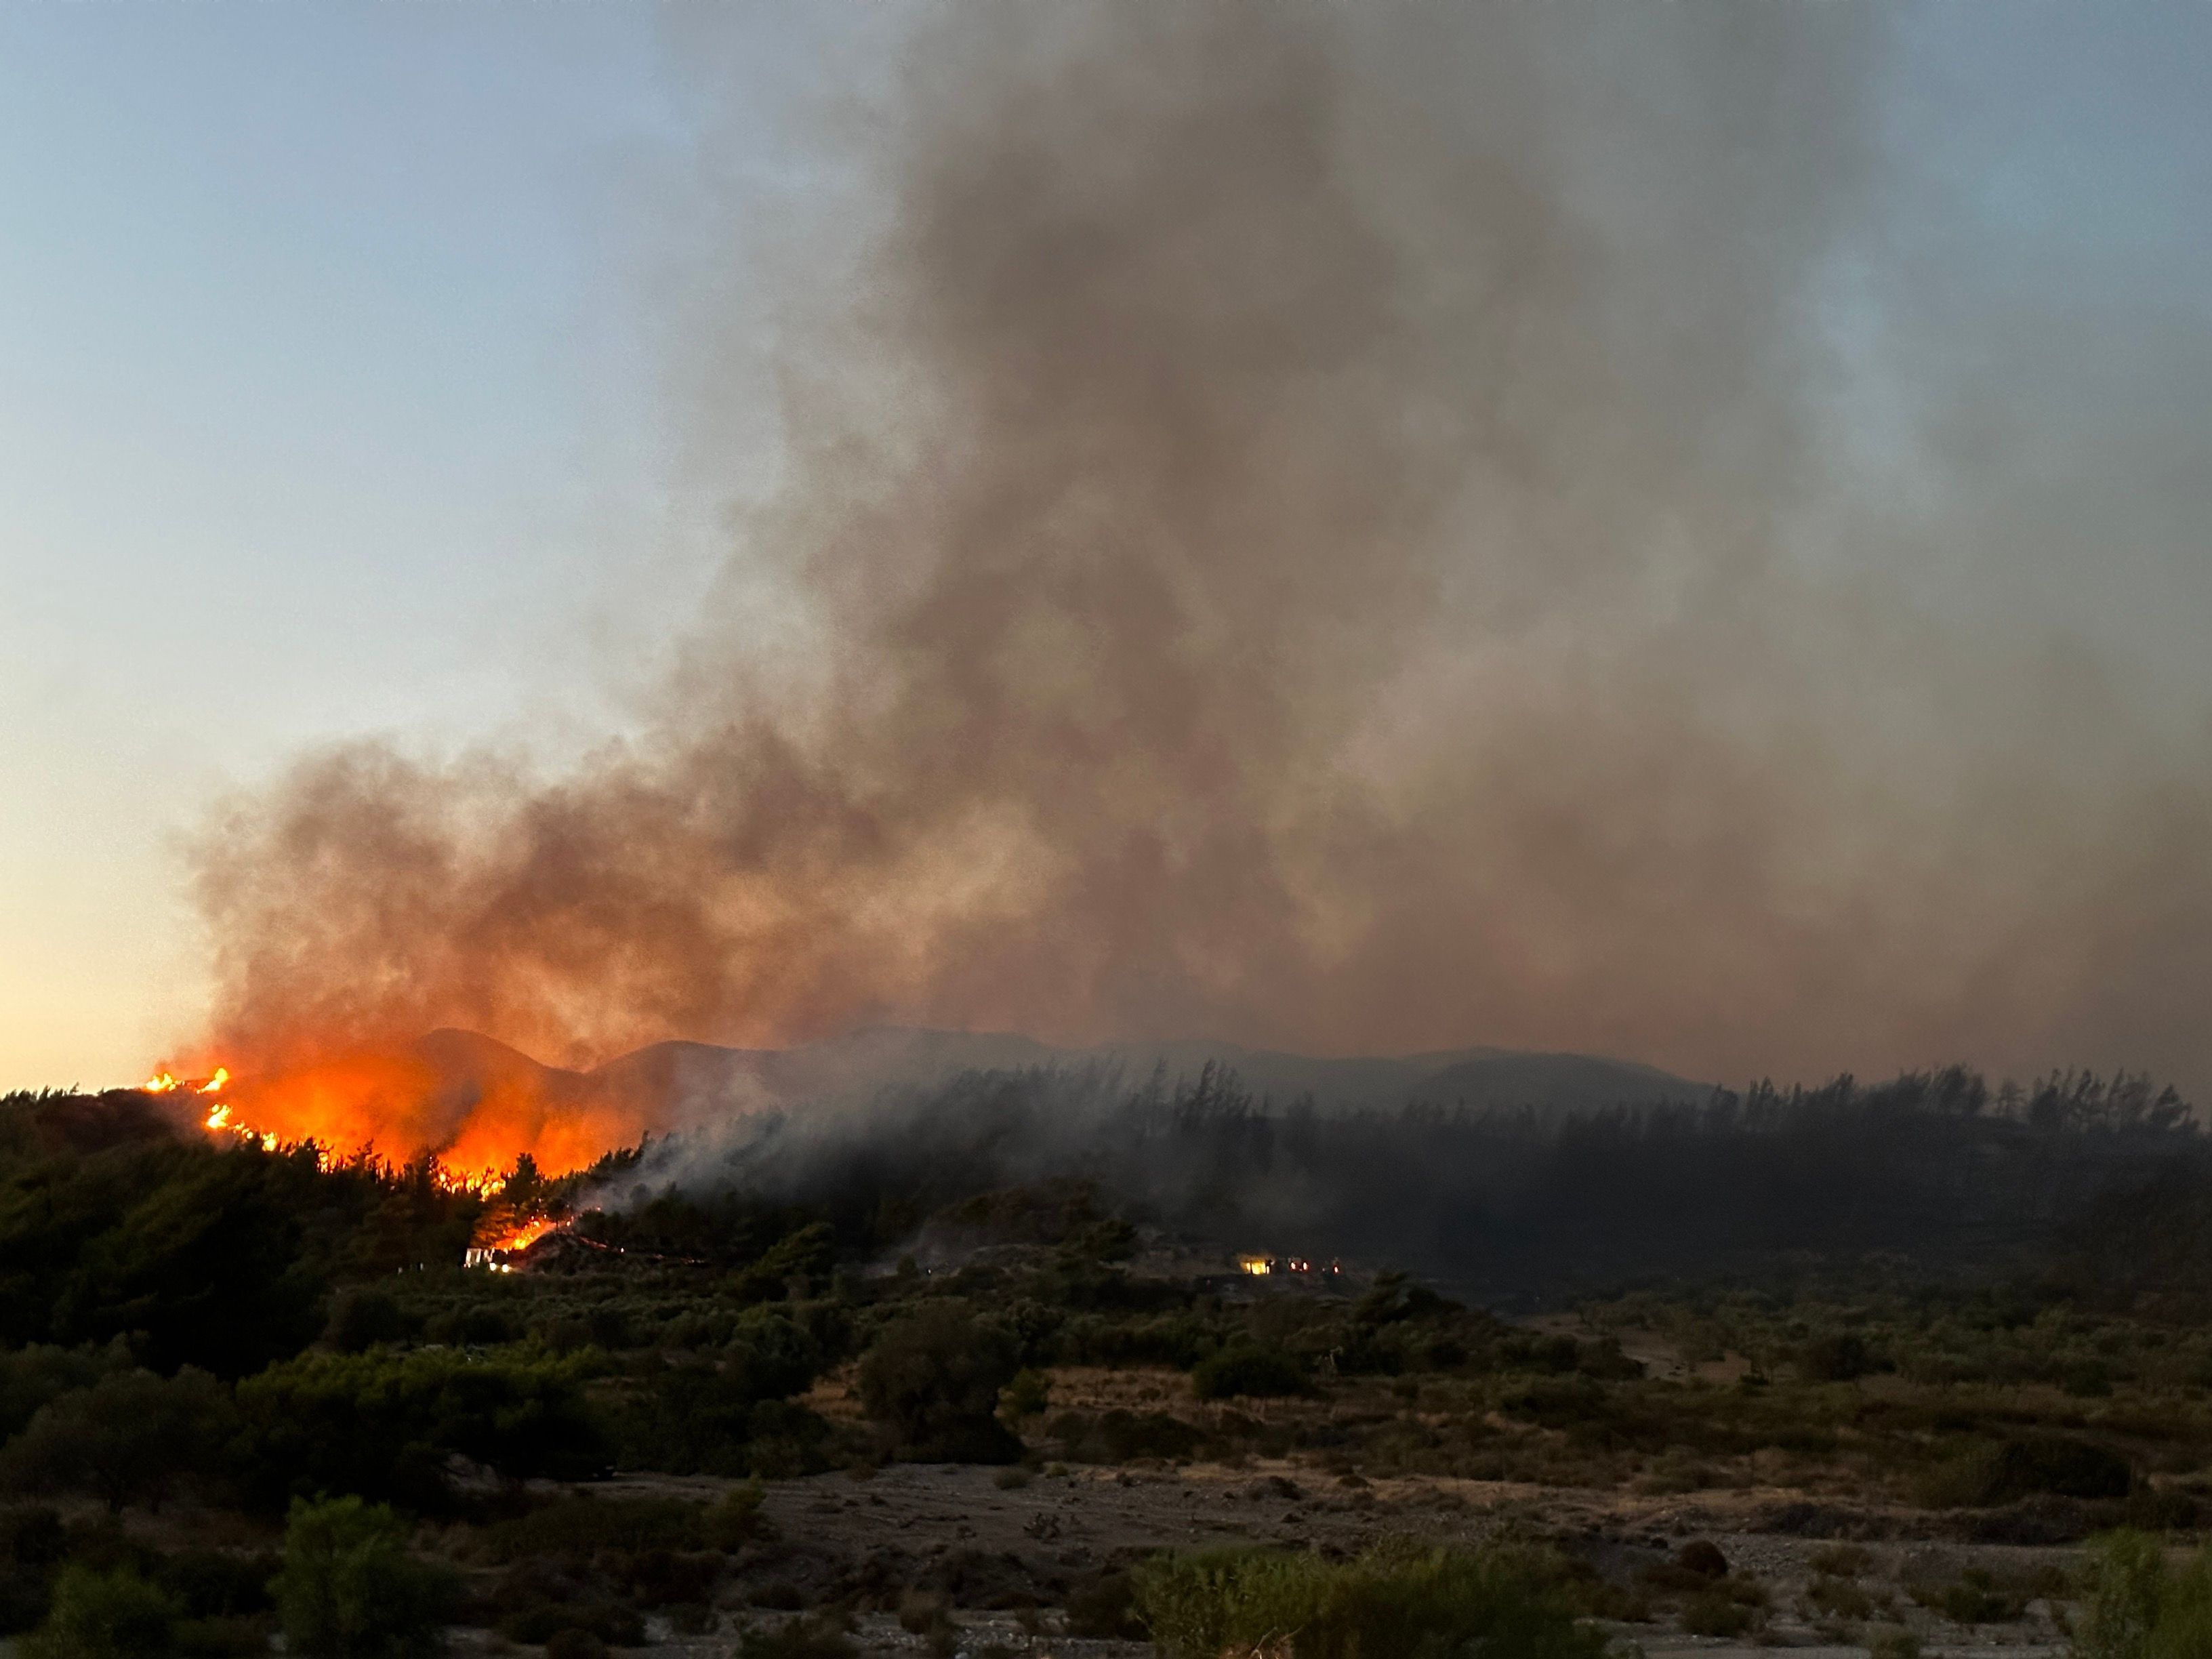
[571,1458,2081,1659]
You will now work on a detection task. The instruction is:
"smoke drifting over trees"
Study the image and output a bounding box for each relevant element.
[581,1059,2209,1305]
[192,4,2212,1097]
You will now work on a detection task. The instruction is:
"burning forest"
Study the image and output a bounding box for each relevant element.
[159,0,2212,1176]
[9,2,2212,1656]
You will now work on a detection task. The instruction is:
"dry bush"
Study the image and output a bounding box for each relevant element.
[1134,1541,1606,1659]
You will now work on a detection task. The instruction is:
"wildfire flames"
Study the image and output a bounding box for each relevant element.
[145,1069,279,1153]
[144,1068,228,1097]
[469,1206,563,1256]
[201,1101,279,1152]
[142,1041,647,1192]
[144,1058,602,1266]
[152,1063,478,1187]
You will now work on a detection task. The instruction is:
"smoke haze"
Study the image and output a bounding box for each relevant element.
[190,3,2212,1107]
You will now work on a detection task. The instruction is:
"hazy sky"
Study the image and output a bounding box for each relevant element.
[3,3,2209,1090]
[1,3,701,1082]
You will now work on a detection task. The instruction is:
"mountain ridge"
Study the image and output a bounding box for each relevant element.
[410,1024,1706,1127]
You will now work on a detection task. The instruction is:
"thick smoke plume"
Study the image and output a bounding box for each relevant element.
[190,3,2212,1121]
[579,1061,2206,1303]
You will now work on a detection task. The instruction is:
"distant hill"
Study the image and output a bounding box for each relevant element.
[410,1025,1704,1131]
[1091,1037,1700,1115]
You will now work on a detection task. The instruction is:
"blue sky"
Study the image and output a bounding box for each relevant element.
[0,3,708,1080]
[1,3,2209,1087]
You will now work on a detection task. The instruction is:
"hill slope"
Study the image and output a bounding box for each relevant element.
[411,1025,1704,1132]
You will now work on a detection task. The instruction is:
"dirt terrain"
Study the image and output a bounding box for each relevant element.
[573,1458,2079,1659]
[506,1337,2112,1658]
[0,1347,2106,1659]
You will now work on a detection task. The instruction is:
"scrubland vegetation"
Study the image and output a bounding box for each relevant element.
[3,1065,2212,1655]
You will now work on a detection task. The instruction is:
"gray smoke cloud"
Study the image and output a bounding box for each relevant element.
[191,2,2212,1105]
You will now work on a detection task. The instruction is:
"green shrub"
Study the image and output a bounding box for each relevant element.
[1680,1587,1757,1637]
[741,1399,832,1479]
[495,1595,642,1647]
[1673,1541,1728,1580]
[1806,1574,1873,1620]
[0,1368,230,1513]
[476,1495,716,1563]
[1134,1541,1606,1659]
[705,1479,769,1548]
[270,1496,459,1659]
[2127,1485,2204,1533]
[1045,1407,1206,1463]
[613,1315,829,1475]
[1797,1332,1875,1382]
[2145,1553,2212,1659]
[1134,1549,1331,1658]
[2066,1529,2212,1659]
[857,1305,1021,1462]
[323,1288,410,1353]
[420,1306,519,1349]
[896,1586,956,1652]
[2065,1362,2116,1399]
[1000,1368,1050,1422]
[724,1309,830,1397]
[1919,1435,2133,1508]
[0,1347,129,1443]
[157,1551,276,1619]
[20,1563,179,1659]
[606,1545,720,1610]
[1065,1570,1145,1639]
[236,1348,609,1510]
[0,1505,66,1633]
[2014,1437,2135,1500]
[1100,1409,1206,1462]
[1054,1311,1215,1368]
[1908,1566,2039,1624]
[1191,1344,1308,1401]
[1498,1334,1584,1374]
[0,1139,333,1377]
[1352,1272,1458,1328]
[1573,1338,1645,1381]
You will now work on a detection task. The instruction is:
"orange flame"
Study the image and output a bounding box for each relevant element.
[463,1199,572,1273]
[474,1212,561,1254]
[147,1043,651,1191]
[165,1060,586,1266]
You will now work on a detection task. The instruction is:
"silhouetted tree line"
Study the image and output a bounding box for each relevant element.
[622,1061,2206,1301]
[0,1089,479,1377]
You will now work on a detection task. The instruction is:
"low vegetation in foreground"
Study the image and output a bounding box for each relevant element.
[3,1067,2212,1655]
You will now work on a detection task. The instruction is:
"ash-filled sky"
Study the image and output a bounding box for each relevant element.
[3,3,2209,1098]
